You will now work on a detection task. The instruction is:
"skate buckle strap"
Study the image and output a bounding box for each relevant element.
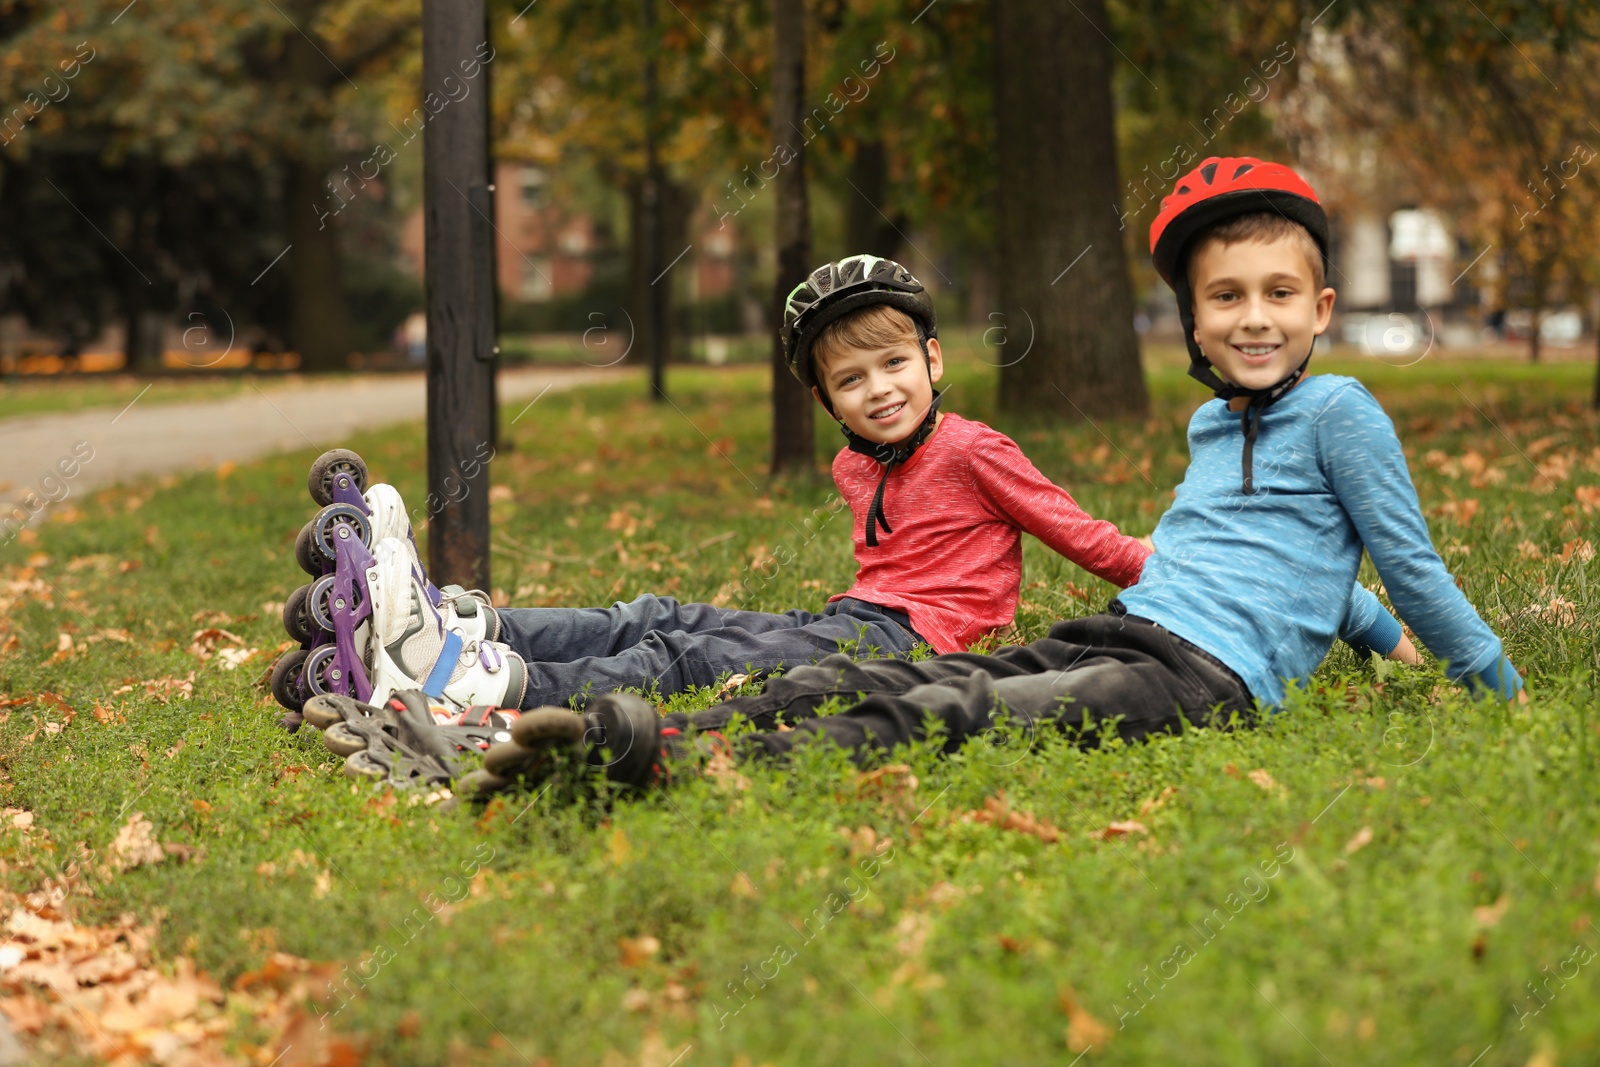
[422,630,464,699]
[479,644,503,672]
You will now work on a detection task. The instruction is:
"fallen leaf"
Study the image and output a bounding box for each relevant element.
[1139,786,1179,815]
[1474,895,1511,928]
[215,646,261,670]
[1247,769,1281,793]
[855,765,919,811]
[109,813,165,871]
[1060,985,1113,1052]
[1344,826,1374,855]
[960,794,1063,843]
[1090,820,1149,842]
[1559,538,1595,564]
[618,935,660,968]
[729,872,758,899]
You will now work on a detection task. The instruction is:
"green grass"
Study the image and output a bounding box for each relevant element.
[2,353,1599,1065]
[0,374,332,422]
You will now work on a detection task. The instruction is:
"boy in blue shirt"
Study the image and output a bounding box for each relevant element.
[466,155,1502,794]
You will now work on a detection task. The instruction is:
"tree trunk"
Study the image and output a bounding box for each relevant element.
[993,0,1147,419]
[1528,284,1543,364]
[1592,288,1600,411]
[641,0,666,400]
[422,0,496,590]
[626,176,690,367]
[769,0,815,478]
[846,139,900,259]
[283,157,354,372]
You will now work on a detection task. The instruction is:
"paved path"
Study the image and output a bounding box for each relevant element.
[0,366,624,519]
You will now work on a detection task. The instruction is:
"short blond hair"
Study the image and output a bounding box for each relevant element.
[811,304,921,377]
[1185,212,1325,291]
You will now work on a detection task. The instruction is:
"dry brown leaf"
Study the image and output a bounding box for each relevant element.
[618,935,660,968]
[1559,538,1595,564]
[1344,826,1374,855]
[609,827,631,866]
[961,794,1063,844]
[1139,786,1179,815]
[109,813,166,871]
[1474,895,1511,928]
[855,764,919,809]
[729,872,758,899]
[1060,985,1113,1052]
[1247,769,1281,793]
[1090,819,1149,842]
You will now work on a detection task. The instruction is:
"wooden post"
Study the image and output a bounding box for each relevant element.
[769,0,815,477]
[423,0,496,589]
[642,0,667,401]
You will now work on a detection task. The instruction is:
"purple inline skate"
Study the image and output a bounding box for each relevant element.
[269,449,525,725]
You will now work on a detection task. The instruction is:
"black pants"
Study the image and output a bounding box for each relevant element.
[661,606,1254,763]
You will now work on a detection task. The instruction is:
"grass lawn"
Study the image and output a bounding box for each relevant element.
[0,374,336,423]
[1,352,1598,1065]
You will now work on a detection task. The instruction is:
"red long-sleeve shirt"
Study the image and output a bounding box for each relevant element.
[830,413,1149,653]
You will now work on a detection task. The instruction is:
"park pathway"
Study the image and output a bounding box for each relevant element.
[0,366,626,521]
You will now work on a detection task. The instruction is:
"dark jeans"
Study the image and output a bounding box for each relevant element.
[665,605,1254,761]
[493,594,922,710]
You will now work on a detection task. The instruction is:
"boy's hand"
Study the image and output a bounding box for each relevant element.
[1385,632,1422,667]
[1136,535,1154,552]
[1514,688,1530,706]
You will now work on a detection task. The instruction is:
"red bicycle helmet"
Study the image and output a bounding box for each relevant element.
[1150,157,1328,287]
[1149,157,1331,494]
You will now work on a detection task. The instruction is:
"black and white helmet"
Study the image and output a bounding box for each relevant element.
[780,255,937,390]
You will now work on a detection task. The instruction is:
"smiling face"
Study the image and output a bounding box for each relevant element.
[812,330,943,446]
[1188,230,1335,395]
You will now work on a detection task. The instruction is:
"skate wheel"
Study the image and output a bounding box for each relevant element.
[303,644,346,697]
[294,521,321,576]
[271,648,311,712]
[484,739,546,779]
[307,574,340,633]
[283,584,315,645]
[312,503,371,564]
[303,693,378,731]
[587,693,661,788]
[455,768,514,799]
[323,722,367,758]
[509,707,587,749]
[309,449,369,507]
[344,750,389,782]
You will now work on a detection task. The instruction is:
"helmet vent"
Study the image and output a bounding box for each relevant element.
[1177,184,1190,195]
[1200,161,1219,184]
[1233,162,1255,179]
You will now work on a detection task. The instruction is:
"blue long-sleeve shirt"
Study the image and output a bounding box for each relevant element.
[1120,375,1520,708]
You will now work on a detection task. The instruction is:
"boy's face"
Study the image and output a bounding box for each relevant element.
[1189,234,1335,393]
[812,335,944,445]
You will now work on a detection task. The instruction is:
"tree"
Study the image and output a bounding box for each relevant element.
[1286,2,1600,377]
[993,0,1147,419]
[769,0,814,477]
[0,0,419,370]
